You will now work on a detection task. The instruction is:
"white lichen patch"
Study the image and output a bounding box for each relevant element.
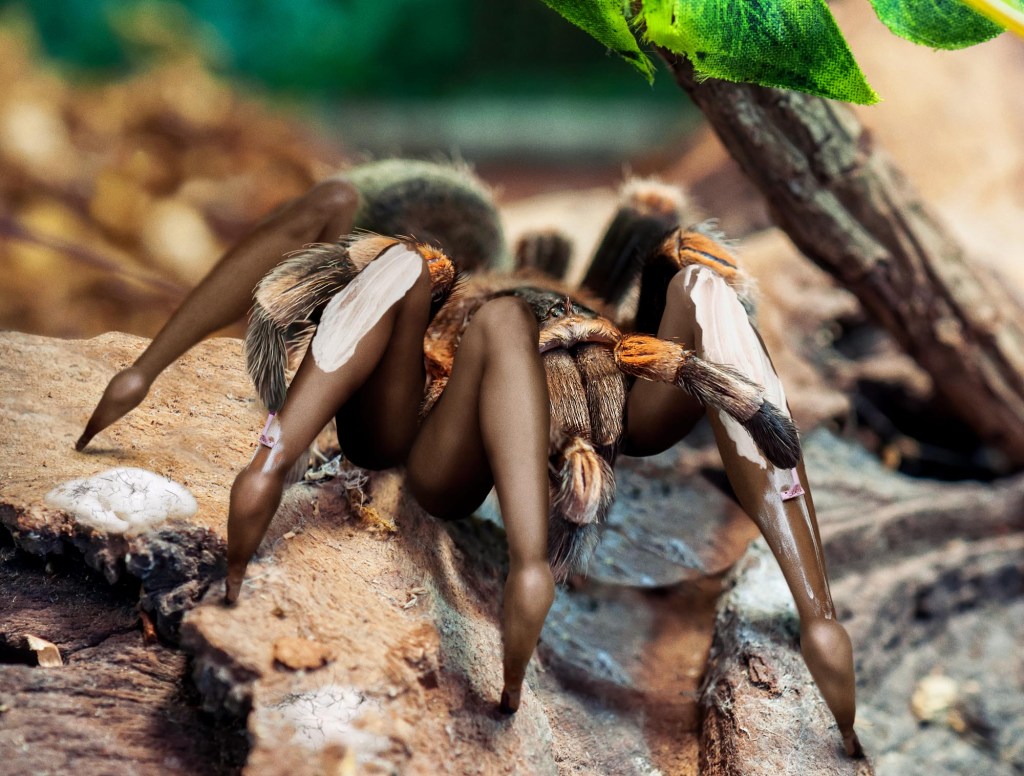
[258,684,391,756]
[45,467,197,533]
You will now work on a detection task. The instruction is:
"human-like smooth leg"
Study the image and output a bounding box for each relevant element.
[225,261,430,603]
[708,435,862,757]
[406,297,555,713]
[624,270,862,757]
[77,179,359,451]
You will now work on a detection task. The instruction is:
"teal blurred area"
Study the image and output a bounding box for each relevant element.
[6,0,660,97]
[1,0,693,159]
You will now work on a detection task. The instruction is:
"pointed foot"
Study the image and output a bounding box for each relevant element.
[224,572,244,605]
[498,687,520,715]
[77,367,150,451]
[843,728,865,759]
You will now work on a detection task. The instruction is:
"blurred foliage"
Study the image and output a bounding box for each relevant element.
[0,0,683,100]
[0,1,692,340]
[0,24,344,338]
[869,0,1015,48]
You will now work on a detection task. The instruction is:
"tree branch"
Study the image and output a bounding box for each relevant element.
[661,52,1024,465]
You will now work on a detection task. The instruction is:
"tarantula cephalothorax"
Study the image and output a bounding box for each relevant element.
[244,184,800,581]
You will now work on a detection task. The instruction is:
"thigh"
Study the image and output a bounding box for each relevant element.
[334,267,433,470]
[405,336,494,519]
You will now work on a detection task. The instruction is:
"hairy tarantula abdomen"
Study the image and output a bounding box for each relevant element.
[548,432,615,580]
[542,331,626,580]
[344,159,507,273]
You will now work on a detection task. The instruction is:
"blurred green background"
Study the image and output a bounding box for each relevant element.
[1,0,694,160]
[10,0,660,97]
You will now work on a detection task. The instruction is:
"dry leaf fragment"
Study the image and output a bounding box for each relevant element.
[140,610,158,644]
[24,634,62,667]
[272,636,336,671]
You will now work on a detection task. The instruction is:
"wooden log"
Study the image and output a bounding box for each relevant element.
[0,549,246,775]
[699,430,1024,773]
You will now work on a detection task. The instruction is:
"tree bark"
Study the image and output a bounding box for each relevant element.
[661,53,1024,466]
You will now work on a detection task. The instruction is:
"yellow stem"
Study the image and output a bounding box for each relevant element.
[958,0,1024,39]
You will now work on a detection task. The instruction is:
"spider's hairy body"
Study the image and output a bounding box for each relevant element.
[235,159,851,761]
[247,200,799,579]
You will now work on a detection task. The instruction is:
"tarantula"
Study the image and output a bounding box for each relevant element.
[247,222,799,574]
[77,159,862,757]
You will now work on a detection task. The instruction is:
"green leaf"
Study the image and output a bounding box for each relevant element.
[640,0,880,104]
[869,0,1019,49]
[537,0,655,82]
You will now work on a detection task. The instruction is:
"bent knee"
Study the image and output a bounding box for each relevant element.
[276,178,359,239]
[800,617,853,664]
[232,463,285,510]
[305,178,359,218]
[467,296,539,344]
[508,560,555,598]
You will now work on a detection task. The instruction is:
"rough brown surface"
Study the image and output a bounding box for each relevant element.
[0,544,245,775]
[699,541,874,776]
[816,437,1024,776]
[0,545,139,658]
[698,430,1024,775]
[7,326,1017,774]
[1,329,744,774]
[0,331,260,637]
[0,631,241,775]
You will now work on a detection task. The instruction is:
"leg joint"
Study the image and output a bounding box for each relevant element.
[468,296,539,343]
[305,177,359,219]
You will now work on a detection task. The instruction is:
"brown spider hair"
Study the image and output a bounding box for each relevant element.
[245,235,459,412]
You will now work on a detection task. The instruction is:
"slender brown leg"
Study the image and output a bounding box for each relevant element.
[225,260,430,603]
[625,269,863,757]
[406,297,555,713]
[706,434,862,757]
[76,178,359,451]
